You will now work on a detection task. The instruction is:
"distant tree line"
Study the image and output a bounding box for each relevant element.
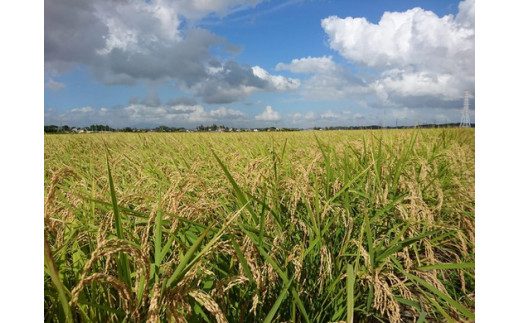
[44,122,472,134]
[44,124,115,133]
[44,124,185,134]
[315,123,470,131]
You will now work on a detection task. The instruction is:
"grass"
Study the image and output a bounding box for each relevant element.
[44,128,475,322]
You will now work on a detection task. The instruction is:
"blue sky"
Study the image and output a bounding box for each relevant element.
[44,0,475,128]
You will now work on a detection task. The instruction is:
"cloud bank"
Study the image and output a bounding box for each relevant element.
[44,104,247,128]
[44,0,297,104]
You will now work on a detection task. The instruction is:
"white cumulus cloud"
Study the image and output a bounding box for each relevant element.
[321,1,474,72]
[255,105,281,121]
[316,0,474,107]
[275,56,337,74]
[276,55,369,101]
[209,106,246,118]
[252,66,301,91]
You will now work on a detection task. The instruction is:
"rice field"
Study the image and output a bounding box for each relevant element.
[44,128,475,322]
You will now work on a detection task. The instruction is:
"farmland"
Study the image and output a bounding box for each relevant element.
[44,128,475,322]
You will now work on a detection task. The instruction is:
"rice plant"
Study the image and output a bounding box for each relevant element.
[44,128,475,322]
